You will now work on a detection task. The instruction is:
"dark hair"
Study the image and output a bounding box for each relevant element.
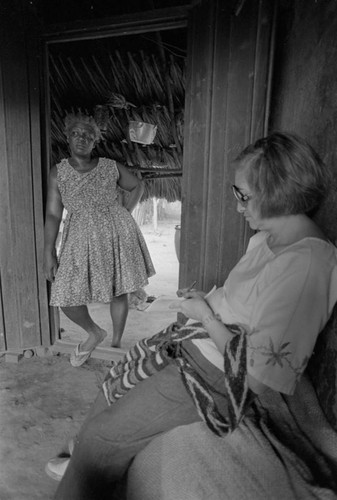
[235,131,330,217]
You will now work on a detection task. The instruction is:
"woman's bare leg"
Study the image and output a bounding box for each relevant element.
[61,305,107,351]
[110,294,128,348]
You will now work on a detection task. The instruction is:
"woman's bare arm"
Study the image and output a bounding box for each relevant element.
[176,292,269,395]
[116,163,144,213]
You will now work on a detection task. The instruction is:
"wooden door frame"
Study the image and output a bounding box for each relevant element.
[40,6,190,346]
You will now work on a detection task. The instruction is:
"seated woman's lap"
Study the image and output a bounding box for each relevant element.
[55,362,201,500]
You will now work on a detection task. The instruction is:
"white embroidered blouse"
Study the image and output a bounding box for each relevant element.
[192,231,337,394]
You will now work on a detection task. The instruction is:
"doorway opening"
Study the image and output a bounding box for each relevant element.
[46,24,186,355]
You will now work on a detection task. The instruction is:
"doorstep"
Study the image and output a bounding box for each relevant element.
[51,339,127,362]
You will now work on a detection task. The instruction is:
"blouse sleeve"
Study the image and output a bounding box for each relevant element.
[247,247,332,394]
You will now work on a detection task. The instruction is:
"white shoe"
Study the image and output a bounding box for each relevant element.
[68,438,75,455]
[45,457,70,481]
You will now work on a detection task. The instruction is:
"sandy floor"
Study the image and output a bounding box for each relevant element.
[0,217,180,500]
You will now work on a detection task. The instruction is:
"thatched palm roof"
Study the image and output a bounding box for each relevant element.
[49,30,186,201]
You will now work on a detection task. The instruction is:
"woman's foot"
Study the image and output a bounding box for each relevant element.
[70,327,107,367]
[81,326,107,352]
[110,294,128,348]
[111,339,121,348]
[111,331,123,348]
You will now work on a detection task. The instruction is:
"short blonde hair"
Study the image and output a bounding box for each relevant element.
[235,132,330,217]
[64,112,102,142]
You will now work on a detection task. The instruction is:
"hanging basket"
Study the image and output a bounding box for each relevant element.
[129,121,157,145]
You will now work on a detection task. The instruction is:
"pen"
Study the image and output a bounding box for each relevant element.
[187,280,197,291]
[176,280,197,297]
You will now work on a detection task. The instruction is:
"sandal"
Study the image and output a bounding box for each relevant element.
[70,343,93,367]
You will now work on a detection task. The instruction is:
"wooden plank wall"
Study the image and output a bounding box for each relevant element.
[270,0,337,244]
[0,0,50,351]
[180,0,275,292]
[0,59,7,350]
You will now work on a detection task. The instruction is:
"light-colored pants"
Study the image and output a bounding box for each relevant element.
[55,342,227,500]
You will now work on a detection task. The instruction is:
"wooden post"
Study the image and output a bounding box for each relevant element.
[180,0,275,292]
[0,0,50,351]
[152,197,158,231]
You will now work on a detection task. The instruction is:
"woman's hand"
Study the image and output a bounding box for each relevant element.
[43,250,58,282]
[176,287,206,299]
[170,291,213,322]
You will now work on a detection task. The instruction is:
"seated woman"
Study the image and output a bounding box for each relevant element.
[49,132,337,500]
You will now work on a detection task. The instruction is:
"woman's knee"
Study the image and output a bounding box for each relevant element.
[77,417,107,448]
[112,293,128,304]
[77,409,125,452]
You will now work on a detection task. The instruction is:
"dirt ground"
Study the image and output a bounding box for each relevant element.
[0,212,181,500]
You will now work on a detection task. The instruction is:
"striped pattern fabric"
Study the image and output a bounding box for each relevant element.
[103,322,252,436]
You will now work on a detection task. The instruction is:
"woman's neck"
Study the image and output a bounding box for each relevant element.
[68,154,97,172]
[266,214,326,250]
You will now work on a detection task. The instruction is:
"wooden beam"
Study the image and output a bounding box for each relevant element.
[42,6,190,43]
[0,50,9,352]
[26,17,52,347]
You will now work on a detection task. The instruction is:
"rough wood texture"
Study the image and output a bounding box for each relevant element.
[270,0,337,243]
[180,0,275,293]
[0,277,5,350]
[43,5,190,43]
[0,55,8,352]
[270,0,337,430]
[0,0,50,350]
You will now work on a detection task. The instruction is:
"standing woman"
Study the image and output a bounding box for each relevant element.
[43,112,155,366]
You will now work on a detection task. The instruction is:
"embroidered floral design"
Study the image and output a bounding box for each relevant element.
[262,338,292,367]
[248,337,309,382]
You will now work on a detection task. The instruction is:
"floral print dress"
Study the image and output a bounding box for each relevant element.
[50,158,155,307]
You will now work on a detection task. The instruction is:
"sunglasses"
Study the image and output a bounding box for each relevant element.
[231,185,252,205]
